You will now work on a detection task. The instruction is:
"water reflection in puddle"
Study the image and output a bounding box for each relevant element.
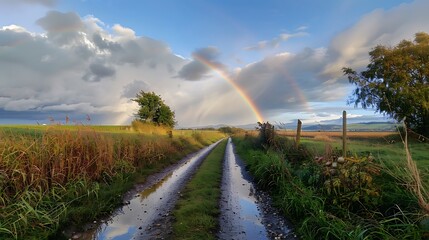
[219,138,268,240]
[81,141,220,240]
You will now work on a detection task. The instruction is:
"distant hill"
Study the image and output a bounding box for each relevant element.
[180,124,229,130]
[186,121,398,132]
[185,121,397,132]
[301,122,397,132]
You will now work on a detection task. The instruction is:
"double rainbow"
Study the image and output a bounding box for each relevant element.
[194,55,264,123]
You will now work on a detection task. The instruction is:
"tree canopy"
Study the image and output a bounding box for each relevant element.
[132,91,176,128]
[343,32,429,136]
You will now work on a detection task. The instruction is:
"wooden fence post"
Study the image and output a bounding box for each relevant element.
[296,119,302,146]
[342,110,347,158]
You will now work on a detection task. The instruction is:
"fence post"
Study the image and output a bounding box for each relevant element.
[296,119,302,146]
[342,110,347,158]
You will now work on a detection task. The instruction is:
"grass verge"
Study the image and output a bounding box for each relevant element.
[232,134,427,239]
[172,139,227,240]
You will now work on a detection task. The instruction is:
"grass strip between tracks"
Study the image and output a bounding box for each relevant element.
[172,139,227,240]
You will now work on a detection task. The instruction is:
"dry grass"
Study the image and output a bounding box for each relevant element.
[0,124,225,239]
[313,134,334,142]
[400,125,429,214]
[0,126,224,197]
[0,128,115,195]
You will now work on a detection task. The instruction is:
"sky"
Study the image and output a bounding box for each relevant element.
[0,0,427,127]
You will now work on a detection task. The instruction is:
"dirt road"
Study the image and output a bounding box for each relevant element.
[67,140,221,240]
[218,138,296,240]
[67,138,296,239]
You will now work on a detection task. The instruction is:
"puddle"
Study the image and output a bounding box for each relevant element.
[218,138,268,240]
[75,140,221,240]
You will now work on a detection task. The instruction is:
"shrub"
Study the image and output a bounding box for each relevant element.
[256,122,276,149]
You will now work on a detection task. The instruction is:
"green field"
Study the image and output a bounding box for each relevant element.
[300,137,429,170]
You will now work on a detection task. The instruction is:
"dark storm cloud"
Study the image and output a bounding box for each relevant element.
[0,109,50,121]
[121,80,150,98]
[193,47,220,60]
[0,109,116,125]
[92,33,121,51]
[177,61,209,80]
[82,62,115,82]
[177,47,224,81]
[36,11,84,45]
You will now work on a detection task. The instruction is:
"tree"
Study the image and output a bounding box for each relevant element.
[343,32,429,136]
[132,91,176,127]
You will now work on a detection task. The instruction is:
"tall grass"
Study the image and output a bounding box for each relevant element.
[396,124,429,214]
[0,124,225,239]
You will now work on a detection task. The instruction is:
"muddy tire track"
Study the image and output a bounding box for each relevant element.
[65,138,297,240]
[65,140,222,240]
[218,138,297,240]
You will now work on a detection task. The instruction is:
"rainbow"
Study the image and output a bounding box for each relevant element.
[277,67,312,112]
[194,55,264,123]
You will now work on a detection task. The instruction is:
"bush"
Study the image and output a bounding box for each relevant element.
[256,122,276,149]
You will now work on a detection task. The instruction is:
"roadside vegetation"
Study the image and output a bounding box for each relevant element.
[233,125,429,239]
[0,123,225,239]
[172,139,227,240]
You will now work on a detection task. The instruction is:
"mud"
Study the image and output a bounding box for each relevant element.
[218,138,297,240]
[65,140,222,240]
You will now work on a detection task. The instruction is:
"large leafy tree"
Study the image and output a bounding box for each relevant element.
[132,91,176,127]
[343,32,429,136]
